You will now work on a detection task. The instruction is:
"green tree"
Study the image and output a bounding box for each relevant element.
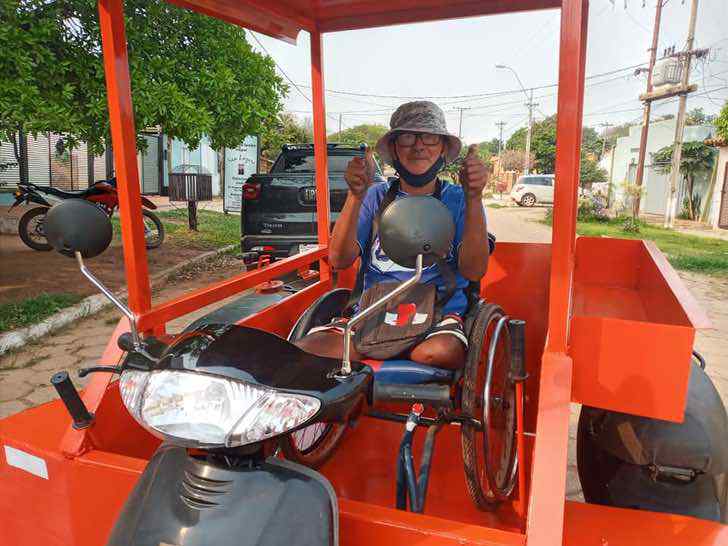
[685,107,716,126]
[716,101,728,142]
[328,123,388,150]
[260,112,313,160]
[652,141,716,220]
[579,157,607,188]
[0,0,286,157]
[506,116,605,172]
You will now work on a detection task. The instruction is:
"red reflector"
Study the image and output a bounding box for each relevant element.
[243,182,261,199]
[262,246,275,251]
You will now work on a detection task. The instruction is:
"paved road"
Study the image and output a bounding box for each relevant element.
[1,204,727,504]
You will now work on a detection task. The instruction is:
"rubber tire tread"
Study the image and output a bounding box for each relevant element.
[461,302,506,511]
[18,207,52,251]
[142,210,165,249]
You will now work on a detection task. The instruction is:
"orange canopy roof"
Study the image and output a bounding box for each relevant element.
[166,0,561,43]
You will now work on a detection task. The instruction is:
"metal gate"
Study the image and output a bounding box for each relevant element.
[720,162,728,229]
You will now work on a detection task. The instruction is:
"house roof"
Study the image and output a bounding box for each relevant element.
[165,0,561,43]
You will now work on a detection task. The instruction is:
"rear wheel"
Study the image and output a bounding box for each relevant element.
[520,193,536,207]
[18,207,52,251]
[461,303,518,510]
[142,210,164,249]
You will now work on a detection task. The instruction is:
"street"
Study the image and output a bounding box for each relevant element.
[1,205,727,502]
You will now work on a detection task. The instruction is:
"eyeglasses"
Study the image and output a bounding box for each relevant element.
[394,132,442,147]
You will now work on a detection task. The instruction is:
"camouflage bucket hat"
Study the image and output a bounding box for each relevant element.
[375,101,462,164]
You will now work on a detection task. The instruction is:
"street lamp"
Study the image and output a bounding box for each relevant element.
[496,64,534,175]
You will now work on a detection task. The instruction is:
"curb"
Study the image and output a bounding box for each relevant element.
[0,243,237,356]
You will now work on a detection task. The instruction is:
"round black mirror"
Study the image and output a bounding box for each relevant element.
[379,196,455,268]
[45,199,113,259]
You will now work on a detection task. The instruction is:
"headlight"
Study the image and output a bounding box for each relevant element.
[119,370,321,448]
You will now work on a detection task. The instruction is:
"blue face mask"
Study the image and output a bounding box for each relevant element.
[392,155,445,188]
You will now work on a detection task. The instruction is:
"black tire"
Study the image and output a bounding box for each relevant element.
[461,303,518,510]
[576,406,623,505]
[142,210,164,249]
[520,193,536,207]
[280,288,351,468]
[18,207,52,251]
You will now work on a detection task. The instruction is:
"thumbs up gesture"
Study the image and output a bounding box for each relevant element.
[459,144,489,200]
[344,145,376,200]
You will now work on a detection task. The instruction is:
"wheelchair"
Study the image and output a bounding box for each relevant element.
[281,269,525,512]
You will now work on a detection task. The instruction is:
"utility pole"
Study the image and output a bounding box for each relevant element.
[496,121,506,155]
[524,89,537,175]
[599,122,613,159]
[665,0,699,228]
[338,113,342,135]
[633,0,665,214]
[455,107,469,138]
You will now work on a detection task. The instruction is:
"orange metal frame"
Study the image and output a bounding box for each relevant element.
[0,1,723,546]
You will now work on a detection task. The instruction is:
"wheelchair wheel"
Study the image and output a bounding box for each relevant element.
[461,303,519,509]
[280,288,351,468]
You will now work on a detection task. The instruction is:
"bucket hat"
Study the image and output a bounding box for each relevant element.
[375,101,462,164]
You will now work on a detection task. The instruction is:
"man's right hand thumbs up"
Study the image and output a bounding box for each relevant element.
[344,145,374,200]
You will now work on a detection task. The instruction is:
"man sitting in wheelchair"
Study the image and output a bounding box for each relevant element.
[296,101,490,370]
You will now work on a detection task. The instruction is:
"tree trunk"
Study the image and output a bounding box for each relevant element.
[686,174,695,220]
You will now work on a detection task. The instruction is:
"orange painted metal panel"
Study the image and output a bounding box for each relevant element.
[570,237,708,422]
[98,0,151,317]
[570,315,694,422]
[136,246,327,330]
[167,0,312,42]
[483,242,551,433]
[525,351,573,546]
[563,500,728,545]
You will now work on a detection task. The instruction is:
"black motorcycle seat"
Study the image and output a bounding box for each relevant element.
[43,186,94,198]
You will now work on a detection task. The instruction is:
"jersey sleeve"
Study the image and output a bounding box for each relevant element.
[355,183,383,257]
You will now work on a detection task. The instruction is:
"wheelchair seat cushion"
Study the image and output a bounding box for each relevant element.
[364,359,454,385]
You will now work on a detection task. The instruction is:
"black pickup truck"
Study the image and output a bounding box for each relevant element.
[241,143,382,259]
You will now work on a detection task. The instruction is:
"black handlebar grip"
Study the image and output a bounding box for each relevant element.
[509,319,527,381]
[373,383,452,409]
[51,371,94,429]
[117,332,134,352]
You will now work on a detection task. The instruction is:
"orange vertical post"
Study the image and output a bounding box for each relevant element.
[310,29,332,281]
[98,0,151,316]
[527,1,588,545]
[547,0,588,353]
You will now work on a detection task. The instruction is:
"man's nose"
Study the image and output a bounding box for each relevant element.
[411,137,426,152]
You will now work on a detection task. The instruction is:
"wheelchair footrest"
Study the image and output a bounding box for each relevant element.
[373,383,452,409]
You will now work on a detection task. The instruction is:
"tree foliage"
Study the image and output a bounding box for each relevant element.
[652,141,716,220]
[580,157,607,187]
[505,115,606,173]
[328,123,388,153]
[0,0,287,156]
[500,149,533,172]
[716,101,728,142]
[685,107,716,126]
[260,112,313,160]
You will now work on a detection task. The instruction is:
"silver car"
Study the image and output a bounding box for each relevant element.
[510,174,555,207]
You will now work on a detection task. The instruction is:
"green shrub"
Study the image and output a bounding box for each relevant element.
[621,216,641,233]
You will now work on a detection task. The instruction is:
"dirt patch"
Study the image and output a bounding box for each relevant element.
[0,234,207,305]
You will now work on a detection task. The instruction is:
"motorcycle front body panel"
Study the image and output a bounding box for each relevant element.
[107,445,337,546]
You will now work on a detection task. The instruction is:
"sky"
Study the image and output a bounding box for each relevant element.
[246,0,728,145]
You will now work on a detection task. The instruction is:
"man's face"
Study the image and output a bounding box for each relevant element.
[390,133,446,175]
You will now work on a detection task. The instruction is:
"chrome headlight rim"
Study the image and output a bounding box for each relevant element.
[119,368,323,449]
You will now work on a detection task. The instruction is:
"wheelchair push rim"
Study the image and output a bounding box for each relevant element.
[461,303,519,509]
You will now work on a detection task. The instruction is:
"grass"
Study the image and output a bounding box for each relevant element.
[0,293,85,333]
[565,217,728,276]
[111,208,240,251]
[486,203,508,209]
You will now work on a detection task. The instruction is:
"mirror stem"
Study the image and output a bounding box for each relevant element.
[75,251,142,350]
[340,254,424,376]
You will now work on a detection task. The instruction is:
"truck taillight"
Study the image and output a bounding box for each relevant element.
[243,182,261,200]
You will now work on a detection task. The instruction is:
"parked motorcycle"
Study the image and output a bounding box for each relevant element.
[10,177,164,251]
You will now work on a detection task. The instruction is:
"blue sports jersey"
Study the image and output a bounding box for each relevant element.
[356,179,486,316]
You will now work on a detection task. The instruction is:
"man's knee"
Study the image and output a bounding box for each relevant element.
[410,336,466,369]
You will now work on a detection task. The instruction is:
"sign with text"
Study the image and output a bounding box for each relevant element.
[224,135,259,212]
